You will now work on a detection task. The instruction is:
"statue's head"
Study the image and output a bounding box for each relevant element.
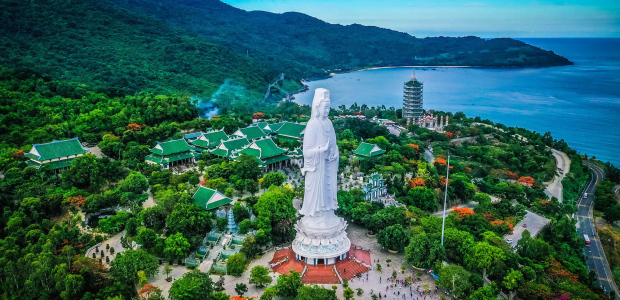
[311,88,330,120]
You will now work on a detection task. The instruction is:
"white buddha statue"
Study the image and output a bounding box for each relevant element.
[300,88,339,227]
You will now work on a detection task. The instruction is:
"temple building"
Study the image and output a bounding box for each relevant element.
[190,130,229,152]
[287,147,304,168]
[413,112,449,132]
[254,122,275,134]
[25,138,89,173]
[353,142,386,158]
[210,137,251,159]
[402,72,424,124]
[235,138,291,170]
[193,186,232,210]
[183,132,203,142]
[232,126,269,141]
[145,139,200,169]
[273,122,306,142]
[362,173,388,201]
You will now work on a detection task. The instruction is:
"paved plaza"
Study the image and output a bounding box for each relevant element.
[143,223,447,299]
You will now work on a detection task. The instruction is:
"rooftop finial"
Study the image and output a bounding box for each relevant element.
[411,70,417,81]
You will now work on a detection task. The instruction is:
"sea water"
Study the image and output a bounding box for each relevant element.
[294,38,620,167]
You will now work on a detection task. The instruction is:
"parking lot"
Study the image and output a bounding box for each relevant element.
[503,211,550,248]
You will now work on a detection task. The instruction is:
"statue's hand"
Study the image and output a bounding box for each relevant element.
[321,142,329,154]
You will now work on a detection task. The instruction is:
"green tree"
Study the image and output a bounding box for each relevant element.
[62,154,106,191]
[437,265,471,298]
[137,227,159,249]
[275,271,303,298]
[465,242,506,278]
[235,153,262,180]
[246,179,259,195]
[469,283,499,300]
[249,265,273,288]
[110,250,159,285]
[502,269,523,291]
[164,232,191,259]
[342,287,355,300]
[232,202,250,223]
[515,230,554,262]
[254,186,297,244]
[443,228,475,263]
[296,284,338,300]
[235,283,248,297]
[240,235,260,259]
[403,186,437,212]
[261,172,286,188]
[405,232,446,268]
[227,253,246,277]
[377,224,409,252]
[169,270,216,300]
[166,203,212,247]
[120,171,149,194]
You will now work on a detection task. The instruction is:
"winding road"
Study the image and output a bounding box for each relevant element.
[579,163,617,295]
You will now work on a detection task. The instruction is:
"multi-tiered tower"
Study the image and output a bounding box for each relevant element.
[403,72,423,124]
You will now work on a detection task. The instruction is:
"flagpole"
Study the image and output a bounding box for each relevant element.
[441,154,450,245]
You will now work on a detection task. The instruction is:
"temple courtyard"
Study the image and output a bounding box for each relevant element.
[146,223,448,299]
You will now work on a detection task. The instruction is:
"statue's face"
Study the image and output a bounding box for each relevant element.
[320,101,330,119]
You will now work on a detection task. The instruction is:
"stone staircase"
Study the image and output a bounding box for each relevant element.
[301,264,340,284]
[335,259,369,280]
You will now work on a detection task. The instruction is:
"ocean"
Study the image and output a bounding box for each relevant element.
[293,38,620,167]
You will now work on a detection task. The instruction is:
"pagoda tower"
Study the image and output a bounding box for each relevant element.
[402,72,423,124]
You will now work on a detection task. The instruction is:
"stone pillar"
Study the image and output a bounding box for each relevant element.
[446,115,449,126]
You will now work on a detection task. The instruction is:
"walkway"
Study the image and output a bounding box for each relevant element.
[423,148,435,164]
[85,230,126,266]
[580,163,618,295]
[544,149,571,202]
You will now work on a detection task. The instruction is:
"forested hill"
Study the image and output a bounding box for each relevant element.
[1,0,570,98]
[110,0,571,73]
[0,0,278,97]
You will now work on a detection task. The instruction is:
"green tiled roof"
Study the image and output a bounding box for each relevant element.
[145,152,199,165]
[29,138,88,161]
[150,139,193,156]
[47,158,75,170]
[275,122,305,139]
[193,187,232,210]
[238,138,287,160]
[256,122,272,133]
[269,122,285,132]
[191,131,229,149]
[238,148,261,159]
[210,138,250,158]
[255,139,287,158]
[353,142,386,157]
[260,154,291,166]
[237,126,268,140]
[288,148,303,157]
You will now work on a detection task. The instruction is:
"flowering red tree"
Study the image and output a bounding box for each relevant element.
[507,171,519,180]
[139,284,160,299]
[66,196,86,209]
[435,158,447,165]
[12,150,24,159]
[408,143,420,153]
[452,206,474,217]
[252,112,265,119]
[518,176,535,187]
[408,177,426,188]
[126,123,142,131]
[445,132,454,138]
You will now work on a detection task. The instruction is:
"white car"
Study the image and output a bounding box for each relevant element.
[507,239,513,244]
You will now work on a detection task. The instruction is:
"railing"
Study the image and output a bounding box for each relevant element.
[333,265,343,284]
[351,256,373,270]
[301,265,308,277]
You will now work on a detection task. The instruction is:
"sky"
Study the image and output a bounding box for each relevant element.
[223,0,620,38]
